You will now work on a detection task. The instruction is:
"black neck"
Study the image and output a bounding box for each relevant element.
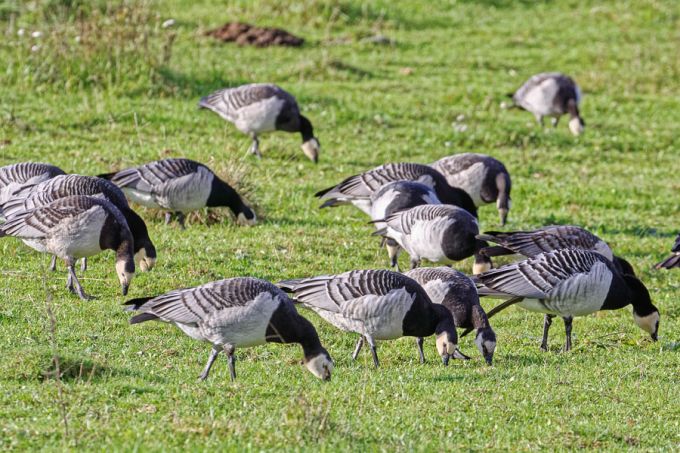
[266,302,325,359]
[299,115,315,142]
[470,303,490,329]
[624,275,657,317]
[567,99,581,120]
[207,177,246,215]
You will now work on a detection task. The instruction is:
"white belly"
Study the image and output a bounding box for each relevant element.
[234,97,285,134]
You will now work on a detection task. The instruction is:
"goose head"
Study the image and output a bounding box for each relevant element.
[115,258,135,296]
[304,348,334,381]
[569,116,585,136]
[433,305,469,365]
[624,274,659,341]
[475,327,497,365]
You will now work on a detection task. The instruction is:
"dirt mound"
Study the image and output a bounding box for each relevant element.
[205,22,304,47]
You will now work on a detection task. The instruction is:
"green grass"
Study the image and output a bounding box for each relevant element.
[1,0,680,450]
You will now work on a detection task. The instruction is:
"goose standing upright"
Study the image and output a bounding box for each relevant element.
[431,153,511,225]
[126,277,333,381]
[279,269,468,367]
[199,83,320,162]
[99,158,256,229]
[0,195,135,300]
[2,174,156,272]
[406,267,497,365]
[0,162,65,207]
[472,249,659,351]
[477,225,635,276]
[510,72,585,135]
[375,204,492,273]
[655,233,680,269]
[316,163,477,217]
[369,181,441,268]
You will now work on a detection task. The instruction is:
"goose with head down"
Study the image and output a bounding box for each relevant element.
[199,83,320,163]
[279,269,469,367]
[431,153,511,225]
[126,277,333,381]
[406,267,497,365]
[510,72,585,135]
[99,158,256,229]
[0,195,135,300]
[471,249,659,351]
[2,174,156,272]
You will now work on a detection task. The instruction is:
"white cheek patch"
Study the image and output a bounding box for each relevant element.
[436,332,456,355]
[305,354,334,379]
[633,311,659,334]
[237,212,257,226]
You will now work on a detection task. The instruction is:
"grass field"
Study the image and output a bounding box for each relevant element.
[1,0,680,450]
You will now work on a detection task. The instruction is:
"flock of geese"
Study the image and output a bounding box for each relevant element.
[1,72,676,382]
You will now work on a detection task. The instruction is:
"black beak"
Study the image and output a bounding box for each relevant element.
[121,283,129,296]
[453,349,471,360]
[484,354,494,366]
[442,355,450,366]
[651,332,658,341]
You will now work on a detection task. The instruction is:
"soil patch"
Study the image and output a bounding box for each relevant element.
[205,22,304,47]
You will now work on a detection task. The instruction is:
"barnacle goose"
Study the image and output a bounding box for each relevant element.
[472,249,659,351]
[0,195,135,300]
[316,162,477,217]
[431,153,511,225]
[199,83,320,162]
[374,204,492,273]
[406,267,496,365]
[126,277,333,381]
[99,158,256,229]
[510,72,585,135]
[279,269,469,367]
[2,174,156,272]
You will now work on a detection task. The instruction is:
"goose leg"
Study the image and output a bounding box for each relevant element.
[415,337,425,364]
[176,212,186,230]
[66,260,94,300]
[540,314,554,351]
[409,258,420,270]
[199,346,221,381]
[351,336,364,361]
[224,345,236,381]
[80,257,87,272]
[365,336,379,368]
[386,239,401,271]
[551,117,560,127]
[164,212,173,225]
[49,255,57,272]
[535,114,544,127]
[249,134,262,159]
[563,316,573,352]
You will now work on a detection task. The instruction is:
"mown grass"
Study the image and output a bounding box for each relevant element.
[1,0,679,450]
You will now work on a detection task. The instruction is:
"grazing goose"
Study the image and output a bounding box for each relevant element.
[199,83,320,163]
[472,249,659,351]
[477,225,635,276]
[655,233,680,269]
[316,163,477,217]
[2,174,157,272]
[374,204,492,273]
[278,269,468,367]
[0,162,65,207]
[99,158,256,229]
[431,153,512,225]
[126,277,333,381]
[405,267,496,365]
[510,72,585,135]
[0,195,135,300]
[369,181,441,268]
